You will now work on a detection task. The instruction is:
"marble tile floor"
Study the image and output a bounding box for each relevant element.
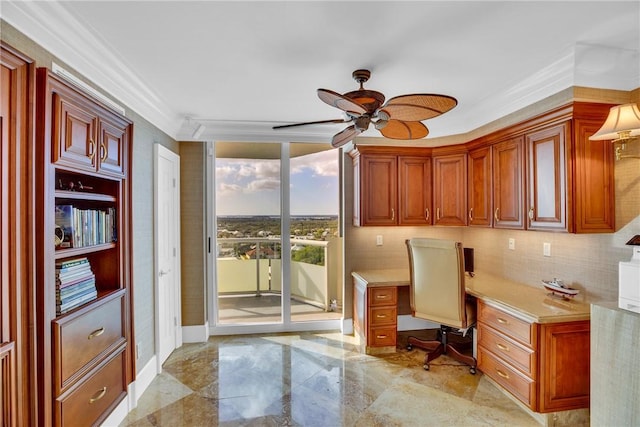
[121,331,541,427]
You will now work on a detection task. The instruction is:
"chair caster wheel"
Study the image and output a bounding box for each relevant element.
[423,364,430,371]
[407,344,413,351]
[470,367,476,375]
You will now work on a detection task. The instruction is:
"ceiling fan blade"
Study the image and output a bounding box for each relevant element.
[331,125,361,148]
[272,118,349,130]
[381,94,458,121]
[379,120,429,140]
[318,89,367,116]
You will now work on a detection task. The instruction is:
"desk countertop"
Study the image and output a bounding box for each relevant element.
[351,269,591,324]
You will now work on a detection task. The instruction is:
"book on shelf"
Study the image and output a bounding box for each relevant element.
[55,205,117,249]
[54,205,74,248]
[54,256,98,315]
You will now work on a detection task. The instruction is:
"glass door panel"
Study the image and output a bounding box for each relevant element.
[215,142,282,324]
[289,145,342,322]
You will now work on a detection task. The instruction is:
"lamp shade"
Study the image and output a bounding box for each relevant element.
[590,103,640,141]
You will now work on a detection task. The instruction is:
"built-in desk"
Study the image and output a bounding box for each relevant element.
[352,270,591,419]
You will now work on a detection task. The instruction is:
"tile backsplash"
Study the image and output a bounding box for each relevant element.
[346,218,638,304]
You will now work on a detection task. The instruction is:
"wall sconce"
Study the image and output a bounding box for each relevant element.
[589,103,640,160]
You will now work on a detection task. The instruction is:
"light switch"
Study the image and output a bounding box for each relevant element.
[376,235,383,246]
[508,238,515,250]
[543,242,551,257]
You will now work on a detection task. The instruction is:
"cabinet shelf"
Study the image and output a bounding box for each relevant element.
[54,243,116,260]
[55,190,116,203]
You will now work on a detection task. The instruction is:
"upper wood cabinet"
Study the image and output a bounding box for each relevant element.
[350,102,615,233]
[467,146,493,227]
[52,86,127,178]
[492,137,525,229]
[351,146,431,226]
[573,114,615,233]
[526,123,570,231]
[398,156,432,225]
[433,153,467,226]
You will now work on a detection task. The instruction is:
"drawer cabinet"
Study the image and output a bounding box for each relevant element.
[477,300,590,413]
[55,347,126,427]
[53,292,126,393]
[353,279,399,354]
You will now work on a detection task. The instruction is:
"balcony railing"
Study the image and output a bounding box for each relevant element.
[216,237,341,310]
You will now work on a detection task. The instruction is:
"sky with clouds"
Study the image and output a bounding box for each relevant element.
[216,149,339,216]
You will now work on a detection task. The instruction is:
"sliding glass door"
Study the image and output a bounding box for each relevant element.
[212,141,342,330]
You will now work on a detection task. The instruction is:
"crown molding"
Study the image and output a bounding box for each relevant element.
[1,1,181,138]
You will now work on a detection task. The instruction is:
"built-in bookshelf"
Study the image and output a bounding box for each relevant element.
[36,68,133,427]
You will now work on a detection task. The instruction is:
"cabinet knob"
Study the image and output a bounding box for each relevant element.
[468,208,473,222]
[391,208,395,221]
[89,386,107,404]
[496,369,510,379]
[87,327,105,340]
[425,208,430,221]
[100,141,108,161]
[528,207,534,220]
[436,208,440,221]
[494,208,500,223]
[88,138,96,161]
[497,343,509,352]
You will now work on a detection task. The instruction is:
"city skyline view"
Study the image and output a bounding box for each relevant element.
[216,148,339,216]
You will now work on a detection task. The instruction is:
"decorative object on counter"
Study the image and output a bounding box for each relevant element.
[542,278,579,299]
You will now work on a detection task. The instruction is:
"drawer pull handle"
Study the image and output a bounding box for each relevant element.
[496,317,509,325]
[496,369,509,379]
[376,295,388,299]
[376,314,387,318]
[376,335,387,339]
[89,387,107,404]
[497,343,509,352]
[88,327,105,340]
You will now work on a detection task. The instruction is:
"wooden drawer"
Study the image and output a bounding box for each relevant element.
[369,287,397,307]
[478,301,534,347]
[478,323,536,377]
[368,326,396,347]
[56,348,126,427]
[369,306,397,326]
[478,347,536,410]
[53,294,125,392]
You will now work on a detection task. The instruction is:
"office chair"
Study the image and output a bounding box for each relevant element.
[405,238,477,374]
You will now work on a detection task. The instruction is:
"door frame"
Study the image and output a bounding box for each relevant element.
[153,143,182,371]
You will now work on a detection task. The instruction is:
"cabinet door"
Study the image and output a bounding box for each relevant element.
[97,117,127,177]
[573,119,615,233]
[538,321,590,412]
[492,137,524,229]
[467,146,492,227]
[433,153,467,226]
[526,123,569,231]
[360,155,397,225]
[398,156,431,225]
[52,92,98,173]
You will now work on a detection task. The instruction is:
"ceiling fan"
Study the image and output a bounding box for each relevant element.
[273,69,458,148]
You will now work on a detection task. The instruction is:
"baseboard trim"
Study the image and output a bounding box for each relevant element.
[182,322,209,343]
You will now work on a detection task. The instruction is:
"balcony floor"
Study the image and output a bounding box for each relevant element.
[218,293,342,324]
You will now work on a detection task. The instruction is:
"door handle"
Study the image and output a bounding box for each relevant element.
[159,269,171,277]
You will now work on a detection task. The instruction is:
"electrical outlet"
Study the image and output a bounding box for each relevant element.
[543,242,551,257]
[376,235,383,246]
[508,238,515,250]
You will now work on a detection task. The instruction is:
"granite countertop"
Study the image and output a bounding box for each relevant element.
[351,269,591,324]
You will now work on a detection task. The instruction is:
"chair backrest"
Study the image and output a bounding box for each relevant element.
[406,238,468,329]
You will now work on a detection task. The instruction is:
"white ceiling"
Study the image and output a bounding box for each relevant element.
[3,1,639,144]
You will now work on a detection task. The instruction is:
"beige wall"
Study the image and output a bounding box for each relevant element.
[179,142,207,325]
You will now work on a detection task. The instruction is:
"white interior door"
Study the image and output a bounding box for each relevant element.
[155,144,181,368]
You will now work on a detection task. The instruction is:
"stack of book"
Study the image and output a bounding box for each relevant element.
[55,257,97,315]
